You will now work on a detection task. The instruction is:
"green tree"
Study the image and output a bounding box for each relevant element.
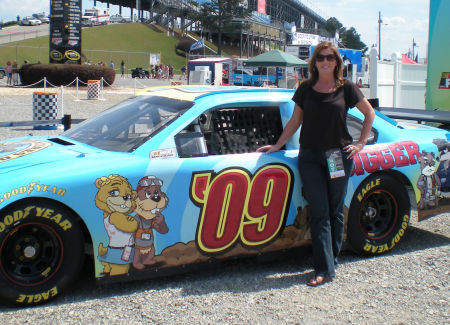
[341,27,367,54]
[324,17,345,40]
[189,0,251,55]
[324,17,367,54]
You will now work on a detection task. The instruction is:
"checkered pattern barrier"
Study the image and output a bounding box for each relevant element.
[32,92,58,130]
[87,80,100,99]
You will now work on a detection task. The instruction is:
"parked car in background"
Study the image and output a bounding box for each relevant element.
[131,67,150,78]
[109,14,131,23]
[20,16,41,26]
[32,13,50,24]
[0,66,5,79]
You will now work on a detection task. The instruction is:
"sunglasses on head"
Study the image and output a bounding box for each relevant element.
[316,54,336,62]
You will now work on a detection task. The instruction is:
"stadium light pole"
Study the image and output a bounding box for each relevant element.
[378,11,382,60]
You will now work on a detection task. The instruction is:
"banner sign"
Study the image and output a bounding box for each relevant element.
[426,0,450,110]
[292,32,332,46]
[150,53,161,65]
[49,0,82,64]
[190,38,205,52]
[252,11,271,24]
[257,0,266,14]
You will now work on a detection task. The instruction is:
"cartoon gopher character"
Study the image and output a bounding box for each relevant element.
[417,151,441,209]
[133,175,169,270]
[95,174,138,276]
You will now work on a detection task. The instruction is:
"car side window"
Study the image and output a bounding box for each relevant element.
[347,115,377,144]
[176,106,284,157]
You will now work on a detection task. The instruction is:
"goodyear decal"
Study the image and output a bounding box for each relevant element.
[16,286,58,304]
[0,182,66,204]
[363,214,409,254]
[357,178,381,202]
[0,140,51,163]
[353,140,420,176]
[0,206,72,233]
[191,164,293,254]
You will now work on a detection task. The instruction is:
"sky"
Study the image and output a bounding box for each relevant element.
[0,0,430,60]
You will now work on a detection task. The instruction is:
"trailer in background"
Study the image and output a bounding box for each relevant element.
[187,57,233,85]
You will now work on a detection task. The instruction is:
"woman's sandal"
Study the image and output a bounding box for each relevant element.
[307,276,333,287]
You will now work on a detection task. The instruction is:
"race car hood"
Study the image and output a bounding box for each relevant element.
[0,137,108,175]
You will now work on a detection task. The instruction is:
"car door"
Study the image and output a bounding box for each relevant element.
[133,99,310,275]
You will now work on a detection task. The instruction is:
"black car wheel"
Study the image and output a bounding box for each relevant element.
[347,174,411,255]
[0,70,5,79]
[0,201,84,306]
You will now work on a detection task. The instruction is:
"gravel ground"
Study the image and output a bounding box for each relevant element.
[0,81,448,324]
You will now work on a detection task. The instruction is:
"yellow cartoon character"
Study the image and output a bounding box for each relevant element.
[95,174,138,276]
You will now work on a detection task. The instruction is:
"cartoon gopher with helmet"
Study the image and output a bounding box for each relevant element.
[133,175,169,270]
[95,174,138,276]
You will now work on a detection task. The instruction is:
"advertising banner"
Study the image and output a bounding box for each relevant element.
[426,0,450,110]
[49,0,82,64]
[257,0,266,14]
[150,53,161,65]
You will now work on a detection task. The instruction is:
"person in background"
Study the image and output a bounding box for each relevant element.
[180,65,186,80]
[120,60,125,78]
[257,41,375,286]
[109,60,115,69]
[4,61,12,86]
[11,61,19,86]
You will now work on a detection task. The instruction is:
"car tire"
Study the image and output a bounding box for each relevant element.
[0,71,5,79]
[0,201,85,306]
[347,174,411,256]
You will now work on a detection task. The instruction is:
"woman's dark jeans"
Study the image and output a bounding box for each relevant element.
[298,147,354,278]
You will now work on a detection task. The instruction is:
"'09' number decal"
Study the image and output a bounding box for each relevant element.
[191,164,293,254]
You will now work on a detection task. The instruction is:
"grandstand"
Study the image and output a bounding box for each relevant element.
[93,0,330,57]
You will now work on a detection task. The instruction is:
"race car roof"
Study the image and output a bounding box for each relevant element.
[137,86,293,102]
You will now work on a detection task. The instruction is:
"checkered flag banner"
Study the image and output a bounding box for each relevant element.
[87,80,101,99]
[32,92,58,130]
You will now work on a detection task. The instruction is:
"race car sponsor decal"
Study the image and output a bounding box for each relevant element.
[94,174,170,276]
[356,178,381,202]
[0,140,51,163]
[353,140,420,176]
[0,206,72,233]
[150,148,177,159]
[362,214,409,254]
[0,182,66,204]
[191,164,293,254]
[16,286,58,304]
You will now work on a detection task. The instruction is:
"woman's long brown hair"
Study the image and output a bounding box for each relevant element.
[308,41,344,88]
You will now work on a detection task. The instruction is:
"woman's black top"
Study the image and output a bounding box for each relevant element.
[292,79,364,150]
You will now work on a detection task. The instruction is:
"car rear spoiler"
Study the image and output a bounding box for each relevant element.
[368,98,450,127]
[378,107,450,125]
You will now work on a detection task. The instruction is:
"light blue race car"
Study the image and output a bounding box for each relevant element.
[0,86,449,306]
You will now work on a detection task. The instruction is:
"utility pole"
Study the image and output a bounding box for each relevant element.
[412,38,417,61]
[378,11,382,60]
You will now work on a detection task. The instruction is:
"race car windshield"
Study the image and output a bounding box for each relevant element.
[63,96,193,152]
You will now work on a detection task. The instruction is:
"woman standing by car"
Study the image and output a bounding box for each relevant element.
[257,41,375,286]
